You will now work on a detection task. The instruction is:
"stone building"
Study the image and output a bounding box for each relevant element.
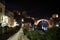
[0,3,5,22]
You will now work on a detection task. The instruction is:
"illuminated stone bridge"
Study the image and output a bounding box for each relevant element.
[34,19,52,29]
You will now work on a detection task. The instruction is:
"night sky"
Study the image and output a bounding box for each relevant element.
[1,0,60,18]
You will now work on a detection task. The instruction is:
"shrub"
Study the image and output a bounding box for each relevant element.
[45,27,60,40]
[23,26,60,40]
[23,29,45,40]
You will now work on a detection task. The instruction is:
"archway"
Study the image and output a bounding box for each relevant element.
[37,19,50,31]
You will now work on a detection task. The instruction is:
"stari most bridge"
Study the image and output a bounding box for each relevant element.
[34,19,52,28]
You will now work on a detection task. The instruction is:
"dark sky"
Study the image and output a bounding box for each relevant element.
[1,0,60,18]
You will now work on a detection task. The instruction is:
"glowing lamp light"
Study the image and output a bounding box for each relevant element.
[56,24,59,27]
[56,14,59,18]
[22,18,24,22]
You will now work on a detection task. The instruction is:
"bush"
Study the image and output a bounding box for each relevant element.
[26,30,41,40]
[23,26,60,40]
[23,27,28,35]
[23,28,45,40]
[45,27,60,40]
